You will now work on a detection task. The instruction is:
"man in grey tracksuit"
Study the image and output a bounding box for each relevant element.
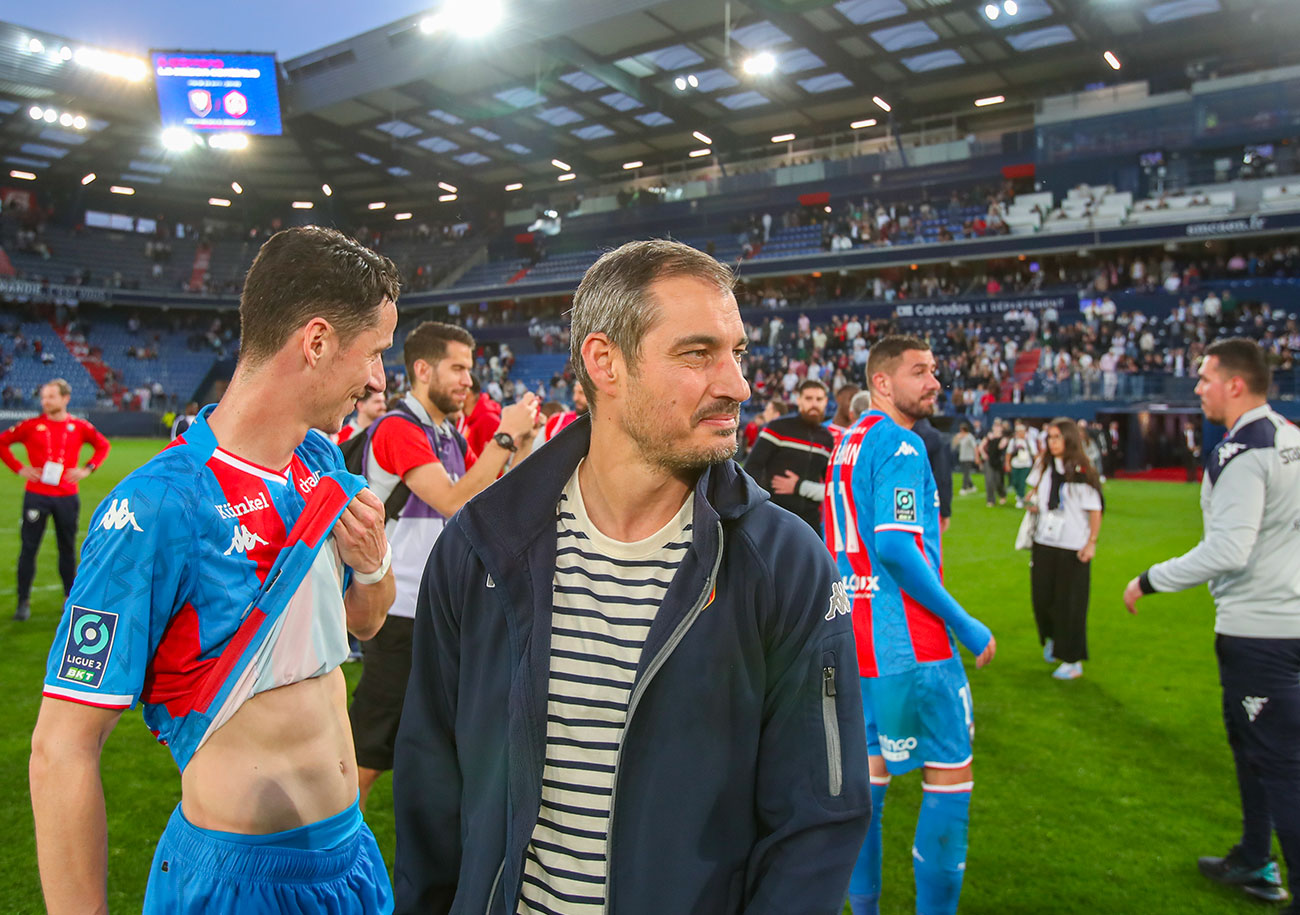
[1124,338,1300,912]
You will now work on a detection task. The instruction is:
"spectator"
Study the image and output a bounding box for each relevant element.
[978,419,1009,507]
[952,421,978,494]
[743,378,834,534]
[1004,422,1036,509]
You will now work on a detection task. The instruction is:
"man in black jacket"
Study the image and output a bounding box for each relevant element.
[743,378,834,533]
[393,239,870,915]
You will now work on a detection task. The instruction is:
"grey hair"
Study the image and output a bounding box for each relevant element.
[849,390,872,420]
[569,238,735,409]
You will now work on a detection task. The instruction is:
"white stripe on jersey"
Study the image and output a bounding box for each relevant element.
[517,469,692,915]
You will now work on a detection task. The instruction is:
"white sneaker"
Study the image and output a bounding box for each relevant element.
[1015,498,1023,509]
[1043,638,1055,663]
[1052,661,1083,680]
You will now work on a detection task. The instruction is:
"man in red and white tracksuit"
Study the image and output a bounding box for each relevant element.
[529,383,588,455]
[0,378,110,621]
[456,375,504,457]
[334,389,387,444]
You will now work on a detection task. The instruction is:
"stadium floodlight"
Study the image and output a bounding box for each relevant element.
[421,0,504,38]
[72,115,86,129]
[439,193,458,201]
[872,96,892,112]
[231,181,243,194]
[395,212,413,220]
[74,47,147,81]
[975,95,1006,107]
[983,3,999,19]
[850,118,878,129]
[557,173,576,182]
[368,201,386,210]
[688,148,711,158]
[59,113,73,127]
[321,183,332,196]
[771,133,795,143]
[675,77,687,91]
[9,170,36,181]
[28,106,43,120]
[438,181,458,193]
[1104,50,1122,70]
[109,185,135,195]
[162,127,199,151]
[505,182,523,191]
[687,74,698,88]
[692,130,713,145]
[28,38,44,53]
[742,52,776,76]
[42,109,57,123]
[622,160,644,170]
[208,133,249,150]
[208,197,232,207]
[291,200,313,209]
[551,158,570,171]
[81,173,96,185]
[59,46,73,60]
[1003,0,1019,15]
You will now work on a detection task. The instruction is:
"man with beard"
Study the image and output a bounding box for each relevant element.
[825,336,996,915]
[393,239,870,915]
[743,378,834,533]
[349,321,538,812]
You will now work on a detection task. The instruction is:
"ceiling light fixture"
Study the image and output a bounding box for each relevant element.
[675,76,687,91]
[437,181,458,193]
[1104,50,1122,70]
[368,201,386,210]
[984,3,999,19]
[557,173,576,181]
[688,148,711,158]
[622,160,644,169]
[395,212,413,220]
[687,74,698,88]
[9,170,36,181]
[81,172,96,185]
[850,118,878,129]
[321,183,332,196]
[551,158,570,171]
[439,193,458,201]
[505,182,523,191]
[771,133,795,143]
[208,197,232,207]
[291,200,313,209]
[1004,0,1019,15]
[692,130,713,145]
[110,185,135,195]
[872,96,891,112]
[974,95,1006,107]
[231,181,243,194]
[742,52,776,76]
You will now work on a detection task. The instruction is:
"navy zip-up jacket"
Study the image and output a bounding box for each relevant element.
[393,415,870,915]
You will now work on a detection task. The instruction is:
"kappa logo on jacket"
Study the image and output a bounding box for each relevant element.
[100,499,143,532]
[825,580,852,620]
[1218,442,1246,465]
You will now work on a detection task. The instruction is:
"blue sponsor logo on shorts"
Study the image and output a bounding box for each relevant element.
[57,606,119,689]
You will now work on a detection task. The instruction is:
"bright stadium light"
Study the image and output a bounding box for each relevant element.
[984,3,999,19]
[74,47,147,81]
[421,0,503,38]
[692,130,713,145]
[742,52,776,76]
[675,77,687,91]
[771,133,795,143]
[59,46,73,60]
[438,181,458,193]
[208,197,232,207]
[291,200,313,209]
[231,181,243,194]
[28,106,43,120]
[208,133,249,150]
[622,160,643,170]
[1104,50,1122,70]
[505,182,523,191]
[321,183,332,196]
[687,74,698,88]
[551,158,570,171]
[368,201,386,210]
[850,118,878,129]
[873,96,892,112]
[162,127,199,151]
[9,170,36,181]
[975,95,1006,107]
[395,212,413,220]
[72,116,86,129]
[81,172,96,185]
[28,38,44,53]
[59,113,73,127]
[557,173,576,182]
[439,193,459,201]
[109,185,135,195]
[1004,0,1019,15]
[42,109,56,123]
[688,148,711,158]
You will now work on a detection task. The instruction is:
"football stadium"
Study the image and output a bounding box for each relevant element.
[2,1,1300,913]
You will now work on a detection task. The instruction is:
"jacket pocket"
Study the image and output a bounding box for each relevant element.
[821,651,843,797]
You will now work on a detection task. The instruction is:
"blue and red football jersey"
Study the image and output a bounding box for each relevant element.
[42,406,366,771]
[824,410,954,677]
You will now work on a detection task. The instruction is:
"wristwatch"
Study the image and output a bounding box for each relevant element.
[493,432,518,453]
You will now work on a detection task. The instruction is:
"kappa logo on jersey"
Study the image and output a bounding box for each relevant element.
[1218,442,1246,465]
[894,488,917,523]
[894,441,919,458]
[825,580,852,620]
[100,499,143,532]
[215,491,270,520]
[56,606,119,689]
[1243,696,1269,722]
[223,524,270,556]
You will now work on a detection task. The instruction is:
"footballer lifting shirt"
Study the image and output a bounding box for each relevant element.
[42,406,366,771]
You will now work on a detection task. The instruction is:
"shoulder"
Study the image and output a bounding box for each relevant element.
[734,501,834,584]
[296,427,345,472]
[94,448,201,525]
[1210,413,1283,483]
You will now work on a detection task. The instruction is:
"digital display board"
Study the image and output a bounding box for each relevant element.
[152,51,282,135]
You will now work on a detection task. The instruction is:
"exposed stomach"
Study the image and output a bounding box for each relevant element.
[180,667,357,833]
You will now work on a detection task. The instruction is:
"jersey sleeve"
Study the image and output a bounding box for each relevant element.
[863,430,929,536]
[370,417,438,479]
[42,470,195,709]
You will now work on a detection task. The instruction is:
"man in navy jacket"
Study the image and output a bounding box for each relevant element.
[393,239,870,914]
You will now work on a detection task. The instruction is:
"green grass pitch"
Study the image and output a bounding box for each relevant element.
[0,437,1279,913]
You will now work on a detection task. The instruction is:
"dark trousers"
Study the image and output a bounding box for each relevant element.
[1217,634,1300,899]
[1030,542,1090,662]
[18,492,79,602]
[983,461,1005,504]
[349,615,415,772]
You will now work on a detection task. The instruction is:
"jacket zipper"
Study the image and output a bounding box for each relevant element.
[601,522,725,914]
[822,664,843,797]
[486,856,505,915]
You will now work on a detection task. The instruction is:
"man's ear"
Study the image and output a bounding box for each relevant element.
[581,333,622,401]
[301,318,333,369]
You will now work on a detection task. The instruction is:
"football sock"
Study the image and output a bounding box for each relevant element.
[849,776,890,915]
[913,782,972,915]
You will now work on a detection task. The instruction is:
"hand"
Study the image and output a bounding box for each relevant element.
[498,394,539,440]
[1123,577,1143,615]
[334,489,389,576]
[63,467,90,484]
[770,470,800,495]
[18,466,40,482]
[1077,541,1096,563]
[975,634,997,668]
[939,515,951,534]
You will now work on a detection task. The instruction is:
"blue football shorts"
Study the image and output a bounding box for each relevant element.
[143,795,393,914]
[860,656,974,775]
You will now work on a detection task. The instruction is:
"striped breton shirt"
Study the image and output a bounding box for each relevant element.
[517,466,693,915]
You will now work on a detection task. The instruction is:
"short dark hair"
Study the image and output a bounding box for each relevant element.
[238,226,400,367]
[768,398,789,415]
[797,378,828,396]
[403,321,475,379]
[866,334,930,382]
[1205,337,1271,396]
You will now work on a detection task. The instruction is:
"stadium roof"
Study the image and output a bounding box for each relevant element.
[1,0,1297,218]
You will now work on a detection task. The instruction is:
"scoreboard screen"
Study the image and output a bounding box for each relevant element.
[152,51,282,136]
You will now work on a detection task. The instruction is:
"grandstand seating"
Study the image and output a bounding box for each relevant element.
[0,322,97,407]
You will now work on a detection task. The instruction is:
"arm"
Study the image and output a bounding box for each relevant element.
[1078,509,1102,563]
[742,529,870,915]
[336,489,396,640]
[0,421,29,475]
[65,423,112,485]
[401,440,514,518]
[30,699,123,915]
[876,531,993,661]
[1140,453,1266,595]
[393,525,468,915]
